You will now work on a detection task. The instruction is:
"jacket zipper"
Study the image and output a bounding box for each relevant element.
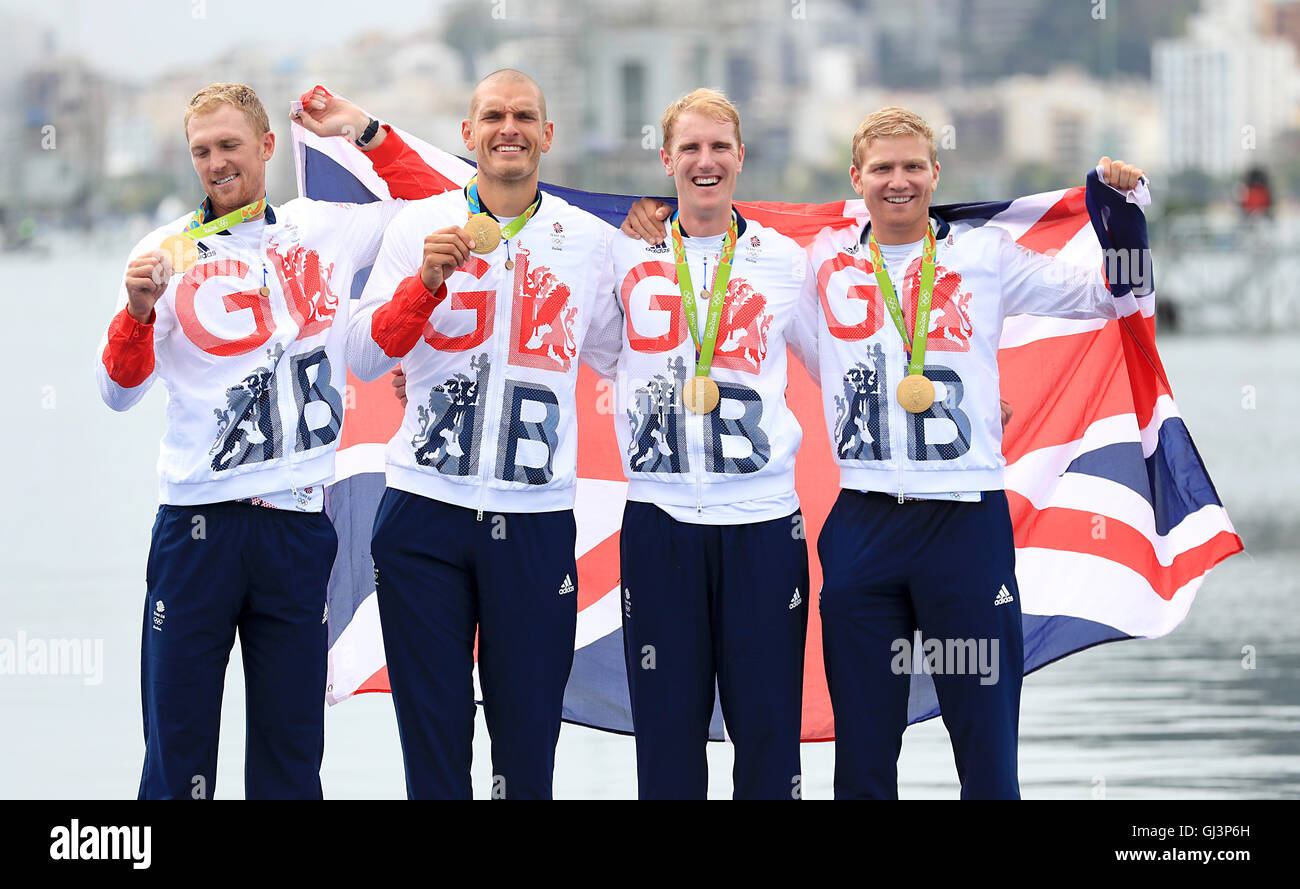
[690,408,704,515]
[890,248,913,504]
[475,238,512,521]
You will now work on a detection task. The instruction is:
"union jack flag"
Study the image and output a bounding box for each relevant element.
[293,120,1241,741]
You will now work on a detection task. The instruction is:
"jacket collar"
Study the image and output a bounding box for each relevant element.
[672,205,749,239]
[463,185,544,221]
[858,212,950,245]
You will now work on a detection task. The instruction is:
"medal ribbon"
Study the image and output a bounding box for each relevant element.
[671,209,739,377]
[465,175,540,240]
[183,197,268,240]
[867,226,937,377]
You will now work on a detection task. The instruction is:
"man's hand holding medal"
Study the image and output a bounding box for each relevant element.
[419,226,478,293]
[124,250,173,324]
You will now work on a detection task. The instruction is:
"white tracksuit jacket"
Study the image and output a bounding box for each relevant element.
[608,210,819,518]
[807,175,1147,497]
[347,188,621,515]
[96,129,438,507]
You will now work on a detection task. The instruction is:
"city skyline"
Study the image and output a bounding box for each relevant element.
[4,0,1299,225]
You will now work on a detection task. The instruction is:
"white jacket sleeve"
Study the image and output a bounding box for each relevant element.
[346,202,434,382]
[788,252,821,381]
[338,197,410,269]
[579,229,624,381]
[998,228,1119,321]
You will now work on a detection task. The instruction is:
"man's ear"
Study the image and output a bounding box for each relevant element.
[461,119,474,152]
[661,147,673,177]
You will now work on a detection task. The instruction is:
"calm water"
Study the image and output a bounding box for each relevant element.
[1,242,1295,799]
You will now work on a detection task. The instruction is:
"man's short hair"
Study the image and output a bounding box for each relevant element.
[469,69,548,122]
[661,88,742,153]
[184,83,271,138]
[851,106,937,168]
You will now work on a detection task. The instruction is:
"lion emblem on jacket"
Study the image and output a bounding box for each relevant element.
[833,343,889,461]
[412,353,490,473]
[714,279,772,373]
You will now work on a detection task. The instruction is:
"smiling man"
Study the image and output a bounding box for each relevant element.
[346,69,622,799]
[97,82,442,799]
[810,106,1147,799]
[609,89,818,799]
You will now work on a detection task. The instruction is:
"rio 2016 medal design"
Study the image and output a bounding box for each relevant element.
[464,213,501,255]
[682,375,721,415]
[464,176,539,267]
[159,234,200,274]
[896,373,936,414]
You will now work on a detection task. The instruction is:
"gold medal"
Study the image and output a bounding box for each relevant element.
[682,375,720,415]
[464,213,501,255]
[504,259,515,270]
[258,286,270,297]
[159,234,199,274]
[896,374,935,413]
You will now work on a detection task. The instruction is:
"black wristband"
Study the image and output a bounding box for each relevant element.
[354,117,380,149]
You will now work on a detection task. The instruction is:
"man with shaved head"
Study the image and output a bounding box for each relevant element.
[347,70,622,799]
[469,68,548,122]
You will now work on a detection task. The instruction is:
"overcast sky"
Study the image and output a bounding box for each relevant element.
[1,0,445,81]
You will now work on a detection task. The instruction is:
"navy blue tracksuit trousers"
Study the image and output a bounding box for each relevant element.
[370,489,578,800]
[140,502,336,800]
[620,501,810,800]
[819,490,1023,800]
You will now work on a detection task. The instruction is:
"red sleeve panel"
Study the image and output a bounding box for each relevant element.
[366,126,459,200]
[371,276,447,358]
[102,307,156,388]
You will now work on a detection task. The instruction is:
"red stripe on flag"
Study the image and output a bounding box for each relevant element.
[1118,313,1172,429]
[1008,491,1244,600]
[339,370,405,449]
[354,666,391,695]
[787,355,836,741]
[735,199,855,246]
[1015,187,1090,254]
[575,366,626,482]
[577,532,620,611]
[997,324,1133,463]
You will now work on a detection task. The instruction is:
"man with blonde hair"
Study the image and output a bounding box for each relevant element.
[850,105,939,167]
[98,82,442,799]
[611,88,818,798]
[810,105,1147,798]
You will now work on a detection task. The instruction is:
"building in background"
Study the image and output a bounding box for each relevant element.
[8,0,1298,228]
[1155,0,1300,175]
[15,57,112,223]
